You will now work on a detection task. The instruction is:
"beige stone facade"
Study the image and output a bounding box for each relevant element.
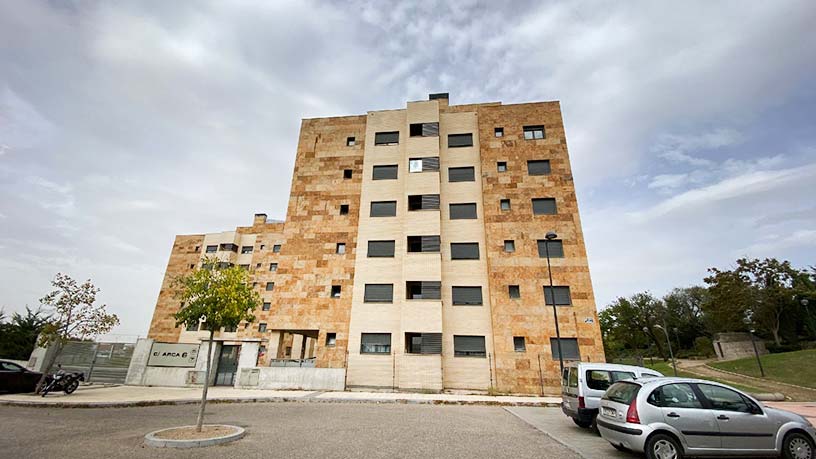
[147,94,604,395]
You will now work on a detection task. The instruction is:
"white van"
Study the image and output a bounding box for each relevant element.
[561,362,662,430]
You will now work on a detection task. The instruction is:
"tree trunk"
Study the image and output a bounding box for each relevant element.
[196,330,214,433]
[35,339,64,394]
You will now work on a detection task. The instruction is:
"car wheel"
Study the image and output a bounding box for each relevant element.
[571,417,591,428]
[645,433,683,459]
[589,414,600,436]
[64,380,79,395]
[783,432,814,459]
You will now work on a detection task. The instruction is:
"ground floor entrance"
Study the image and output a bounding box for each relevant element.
[215,344,240,386]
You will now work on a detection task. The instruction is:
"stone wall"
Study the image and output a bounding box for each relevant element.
[713,333,768,360]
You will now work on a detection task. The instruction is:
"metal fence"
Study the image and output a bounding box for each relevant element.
[54,341,135,384]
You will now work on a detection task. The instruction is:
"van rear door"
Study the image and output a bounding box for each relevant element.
[562,366,580,413]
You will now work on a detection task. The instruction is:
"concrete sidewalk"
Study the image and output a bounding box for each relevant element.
[0,384,561,408]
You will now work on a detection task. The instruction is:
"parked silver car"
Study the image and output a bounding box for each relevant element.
[597,377,815,459]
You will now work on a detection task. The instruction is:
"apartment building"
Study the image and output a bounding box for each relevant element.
[147,93,605,395]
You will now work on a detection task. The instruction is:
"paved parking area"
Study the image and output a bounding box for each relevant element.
[0,402,581,459]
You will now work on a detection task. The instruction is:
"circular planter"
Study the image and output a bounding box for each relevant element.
[144,424,245,448]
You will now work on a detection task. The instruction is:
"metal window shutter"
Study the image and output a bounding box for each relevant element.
[368,240,395,257]
[454,335,485,353]
[448,133,473,148]
[362,333,391,346]
[420,333,442,354]
[528,160,551,175]
[551,338,580,360]
[544,286,572,305]
[372,165,398,180]
[451,243,479,260]
[364,284,393,302]
[420,281,442,300]
[452,286,483,305]
[421,157,440,171]
[422,122,439,137]
[421,236,440,252]
[421,194,440,210]
[537,240,564,258]
[375,131,399,145]
[448,167,475,182]
[532,198,557,215]
[449,203,477,219]
[371,201,397,217]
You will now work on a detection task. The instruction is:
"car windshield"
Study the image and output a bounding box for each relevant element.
[603,382,641,404]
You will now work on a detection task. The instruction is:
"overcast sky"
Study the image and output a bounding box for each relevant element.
[1,1,815,339]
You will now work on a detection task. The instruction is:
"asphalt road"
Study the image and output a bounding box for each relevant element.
[0,402,583,459]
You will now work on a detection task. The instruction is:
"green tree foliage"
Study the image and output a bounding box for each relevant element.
[662,287,707,351]
[599,292,668,360]
[171,257,261,432]
[0,307,50,360]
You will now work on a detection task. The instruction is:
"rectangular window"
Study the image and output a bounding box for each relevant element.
[217,262,233,269]
[194,246,200,252]
[451,242,479,260]
[551,338,580,360]
[367,240,396,258]
[504,240,515,253]
[449,203,477,219]
[360,333,391,354]
[408,194,440,211]
[219,243,238,252]
[241,246,253,254]
[514,337,526,352]
[448,166,475,182]
[343,169,353,179]
[336,243,346,254]
[509,285,520,299]
[205,245,217,253]
[454,335,486,357]
[364,284,393,303]
[339,204,349,215]
[374,131,399,145]
[406,281,442,300]
[265,282,275,292]
[262,302,271,311]
[527,160,551,175]
[272,244,281,253]
[495,127,504,137]
[544,286,572,305]
[347,136,356,146]
[532,198,557,215]
[370,201,397,217]
[523,125,545,140]
[452,286,483,305]
[500,199,511,211]
[224,325,237,333]
[269,263,278,272]
[407,236,440,253]
[239,264,249,270]
[409,122,439,137]
[448,133,473,148]
[331,285,342,298]
[256,263,261,269]
[258,323,267,333]
[372,165,398,180]
[405,332,442,355]
[537,239,564,258]
[409,157,440,172]
[326,332,337,347]
[497,161,507,172]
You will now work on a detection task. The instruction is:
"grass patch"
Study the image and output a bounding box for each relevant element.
[709,349,816,389]
[638,360,765,394]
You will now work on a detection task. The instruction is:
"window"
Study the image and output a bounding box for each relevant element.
[256,263,262,269]
[452,286,483,305]
[374,131,399,145]
[544,286,571,305]
[368,240,396,258]
[405,332,442,354]
[408,194,440,211]
[603,382,641,405]
[532,198,557,215]
[189,264,195,269]
[223,324,237,333]
[272,244,281,253]
[647,383,703,409]
[262,302,271,311]
[409,157,440,173]
[239,264,249,270]
[260,244,265,250]
[514,337,526,352]
[343,169,353,179]
[258,323,267,333]
[449,203,477,219]
[364,284,393,303]
[370,201,397,217]
[527,160,551,175]
[335,243,346,254]
[550,338,580,360]
[448,166,475,182]
[500,199,511,211]
[697,384,755,413]
[219,243,238,252]
[360,333,392,354]
[537,239,564,258]
[508,285,520,299]
[406,281,441,300]
[347,136,356,146]
[326,332,337,347]
[339,204,349,215]
[372,165,398,180]
[409,122,439,137]
[497,161,507,172]
[194,246,200,252]
[586,370,636,391]
[407,236,440,253]
[504,240,515,253]
[217,262,233,269]
[523,125,545,140]
[241,246,253,254]
[269,263,278,272]
[454,335,486,357]
[448,133,473,148]
[205,245,217,253]
[495,127,504,137]
[331,285,342,298]
[451,243,479,260]
[265,282,275,291]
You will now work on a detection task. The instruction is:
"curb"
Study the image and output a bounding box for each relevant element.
[144,424,245,448]
[703,365,816,393]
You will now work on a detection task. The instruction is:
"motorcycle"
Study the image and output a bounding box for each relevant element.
[40,365,85,396]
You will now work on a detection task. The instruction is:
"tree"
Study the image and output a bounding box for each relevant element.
[600,292,668,359]
[662,287,708,351]
[172,257,260,432]
[0,307,50,360]
[37,273,120,392]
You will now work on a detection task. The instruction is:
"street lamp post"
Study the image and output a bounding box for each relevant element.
[645,324,677,376]
[748,329,765,377]
[544,231,564,375]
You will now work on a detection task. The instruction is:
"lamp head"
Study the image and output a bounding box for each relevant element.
[545,231,558,240]
[642,327,649,333]
[802,298,809,307]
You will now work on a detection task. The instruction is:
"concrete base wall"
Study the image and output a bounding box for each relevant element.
[237,367,345,391]
[125,338,217,387]
[713,333,768,361]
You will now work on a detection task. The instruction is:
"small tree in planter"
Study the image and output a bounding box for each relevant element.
[172,257,260,432]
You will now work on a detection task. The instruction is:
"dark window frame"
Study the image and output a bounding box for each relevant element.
[509,285,521,299]
[514,336,526,352]
[448,166,476,182]
[367,240,396,258]
[370,201,398,217]
[374,131,400,145]
[449,203,478,219]
[360,333,392,354]
[527,160,552,176]
[537,239,565,258]
[452,286,483,305]
[363,284,394,303]
[451,242,480,260]
[523,125,545,140]
[453,335,486,357]
[550,337,580,360]
[372,164,399,180]
[407,235,440,253]
[448,133,474,148]
[544,286,572,306]
[532,198,557,215]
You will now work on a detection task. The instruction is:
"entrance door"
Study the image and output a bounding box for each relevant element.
[215,345,240,386]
